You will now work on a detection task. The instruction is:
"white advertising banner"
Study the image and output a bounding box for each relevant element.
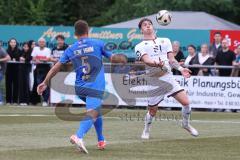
[50,72,240,109]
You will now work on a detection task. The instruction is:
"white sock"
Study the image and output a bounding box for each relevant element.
[182,106,191,127]
[144,111,153,131]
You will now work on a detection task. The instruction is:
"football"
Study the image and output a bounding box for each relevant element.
[156,10,172,26]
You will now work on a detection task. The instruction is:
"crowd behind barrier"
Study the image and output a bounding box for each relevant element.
[0,31,239,111]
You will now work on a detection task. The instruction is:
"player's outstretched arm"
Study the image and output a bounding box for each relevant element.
[168,52,191,78]
[37,62,62,95]
[141,54,164,67]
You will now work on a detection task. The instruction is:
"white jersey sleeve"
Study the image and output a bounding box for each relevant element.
[135,42,147,61]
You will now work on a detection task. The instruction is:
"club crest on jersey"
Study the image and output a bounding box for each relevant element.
[161,40,164,43]
[136,51,141,57]
[74,49,82,55]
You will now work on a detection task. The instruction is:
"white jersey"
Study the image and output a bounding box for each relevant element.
[135,37,173,73]
[135,37,183,106]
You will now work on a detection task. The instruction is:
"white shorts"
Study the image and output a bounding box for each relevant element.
[147,73,183,106]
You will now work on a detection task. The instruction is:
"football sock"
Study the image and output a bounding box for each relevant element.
[144,111,153,131]
[76,115,94,139]
[182,105,191,127]
[94,115,105,142]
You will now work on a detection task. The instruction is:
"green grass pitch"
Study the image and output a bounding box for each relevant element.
[0,106,240,160]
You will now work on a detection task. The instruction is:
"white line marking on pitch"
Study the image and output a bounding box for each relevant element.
[0,114,54,117]
[0,114,240,124]
[191,120,240,124]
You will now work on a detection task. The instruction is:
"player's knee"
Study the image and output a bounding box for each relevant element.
[149,107,158,116]
[86,109,99,119]
[181,99,190,106]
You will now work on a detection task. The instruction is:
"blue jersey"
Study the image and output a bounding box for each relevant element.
[59,38,112,92]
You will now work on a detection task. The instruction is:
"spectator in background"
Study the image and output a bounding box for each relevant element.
[50,35,68,63]
[215,39,236,77]
[184,45,196,66]
[189,44,214,76]
[28,40,37,104]
[6,38,22,61]
[0,44,11,105]
[209,32,222,59]
[28,40,36,52]
[19,42,32,105]
[231,45,240,77]
[172,41,185,75]
[31,38,51,106]
[233,46,240,113]
[6,38,22,104]
[112,54,130,73]
[21,42,32,63]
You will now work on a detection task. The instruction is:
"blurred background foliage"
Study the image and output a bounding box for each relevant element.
[0,0,239,26]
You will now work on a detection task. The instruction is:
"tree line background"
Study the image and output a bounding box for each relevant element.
[0,0,239,26]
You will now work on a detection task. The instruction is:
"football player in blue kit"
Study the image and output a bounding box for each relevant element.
[37,20,126,154]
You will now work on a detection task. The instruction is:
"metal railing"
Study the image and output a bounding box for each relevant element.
[4,61,240,76]
[6,61,53,65]
[104,62,240,69]
[184,64,240,69]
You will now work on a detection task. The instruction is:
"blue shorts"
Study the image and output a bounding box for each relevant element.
[78,96,102,111]
[75,86,104,110]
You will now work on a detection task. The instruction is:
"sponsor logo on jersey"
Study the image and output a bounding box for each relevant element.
[136,51,141,57]
[83,46,94,53]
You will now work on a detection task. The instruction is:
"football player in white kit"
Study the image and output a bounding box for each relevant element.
[135,18,199,139]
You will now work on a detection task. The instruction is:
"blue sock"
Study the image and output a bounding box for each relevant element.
[76,116,94,139]
[94,116,104,141]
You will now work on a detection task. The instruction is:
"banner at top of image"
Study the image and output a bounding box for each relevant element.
[0,25,209,58]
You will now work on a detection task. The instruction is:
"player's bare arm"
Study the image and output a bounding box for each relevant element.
[141,54,164,67]
[168,52,191,78]
[37,62,62,95]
